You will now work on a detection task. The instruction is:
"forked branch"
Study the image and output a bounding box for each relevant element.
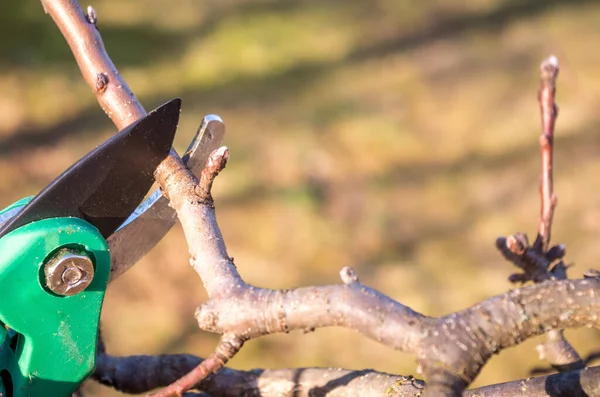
[40,1,600,396]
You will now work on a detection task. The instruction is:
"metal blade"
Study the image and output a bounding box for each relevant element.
[0,99,181,240]
[106,115,225,282]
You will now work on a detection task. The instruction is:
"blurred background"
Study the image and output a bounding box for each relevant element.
[2,0,600,395]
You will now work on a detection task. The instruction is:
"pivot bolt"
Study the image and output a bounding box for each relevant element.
[44,249,94,296]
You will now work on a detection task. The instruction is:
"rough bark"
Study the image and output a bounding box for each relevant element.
[39,1,600,396]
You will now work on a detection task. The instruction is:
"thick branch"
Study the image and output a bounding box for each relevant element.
[94,352,600,397]
[40,0,144,128]
[159,146,600,396]
[41,0,189,197]
[196,279,429,352]
[94,352,422,396]
[154,147,244,294]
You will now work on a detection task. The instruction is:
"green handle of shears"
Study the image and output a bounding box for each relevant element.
[0,198,110,397]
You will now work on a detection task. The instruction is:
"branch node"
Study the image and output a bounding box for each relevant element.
[95,72,109,93]
[86,5,97,25]
[584,269,600,279]
[340,266,359,284]
[540,55,560,83]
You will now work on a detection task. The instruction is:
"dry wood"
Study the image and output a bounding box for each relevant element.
[39,1,600,396]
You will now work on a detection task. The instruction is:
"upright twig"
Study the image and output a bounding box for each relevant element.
[535,55,560,253]
[496,56,583,372]
[531,56,583,372]
[149,334,244,397]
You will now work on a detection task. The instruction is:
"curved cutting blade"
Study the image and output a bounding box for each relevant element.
[107,115,225,282]
[0,98,181,239]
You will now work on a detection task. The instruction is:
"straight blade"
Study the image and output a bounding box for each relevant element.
[0,99,181,239]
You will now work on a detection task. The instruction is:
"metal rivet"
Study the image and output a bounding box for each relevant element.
[44,249,94,296]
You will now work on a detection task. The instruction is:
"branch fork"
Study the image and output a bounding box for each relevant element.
[39,2,600,396]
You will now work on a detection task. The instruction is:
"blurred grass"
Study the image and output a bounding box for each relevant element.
[2,0,600,395]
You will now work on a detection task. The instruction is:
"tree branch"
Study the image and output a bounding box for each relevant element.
[495,56,583,373]
[536,55,559,253]
[41,1,600,396]
[159,143,600,396]
[40,0,143,128]
[40,0,189,194]
[149,333,244,397]
[94,351,600,397]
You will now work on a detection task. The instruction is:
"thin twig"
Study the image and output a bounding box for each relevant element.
[533,56,582,371]
[535,55,560,253]
[150,334,244,397]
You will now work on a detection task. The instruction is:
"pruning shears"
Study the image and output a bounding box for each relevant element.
[0,99,225,397]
